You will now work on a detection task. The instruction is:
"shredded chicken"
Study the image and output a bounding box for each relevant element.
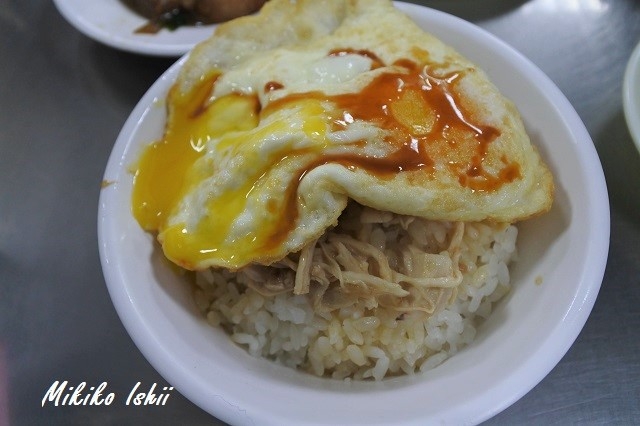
[293,242,315,295]
[237,203,466,317]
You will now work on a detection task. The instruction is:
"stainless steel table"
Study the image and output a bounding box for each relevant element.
[2,0,639,424]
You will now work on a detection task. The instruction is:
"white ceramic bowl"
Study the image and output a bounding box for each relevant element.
[98,3,610,424]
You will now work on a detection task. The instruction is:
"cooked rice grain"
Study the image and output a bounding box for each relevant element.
[194,213,517,381]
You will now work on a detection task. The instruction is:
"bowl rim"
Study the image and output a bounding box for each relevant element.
[98,2,610,425]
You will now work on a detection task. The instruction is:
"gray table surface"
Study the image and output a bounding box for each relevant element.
[2,0,639,424]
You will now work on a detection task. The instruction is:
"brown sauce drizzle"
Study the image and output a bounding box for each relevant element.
[264,81,285,92]
[135,21,163,34]
[328,48,385,69]
[181,54,520,257]
[256,57,519,252]
[259,144,432,253]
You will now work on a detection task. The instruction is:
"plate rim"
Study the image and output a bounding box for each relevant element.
[52,0,216,56]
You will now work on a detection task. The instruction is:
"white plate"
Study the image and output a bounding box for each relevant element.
[53,0,216,56]
[98,2,610,425]
[623,39,640,154]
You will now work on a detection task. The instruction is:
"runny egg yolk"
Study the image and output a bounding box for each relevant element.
[132,73,328,270]
[132,73,261,268]
[159,100,328,270]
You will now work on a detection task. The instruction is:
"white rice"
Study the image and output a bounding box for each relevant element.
[193,212,517,381]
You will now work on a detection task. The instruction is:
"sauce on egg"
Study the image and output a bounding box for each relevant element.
[132,54,521,270]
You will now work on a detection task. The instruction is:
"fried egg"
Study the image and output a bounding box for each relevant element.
[131,0,554,271]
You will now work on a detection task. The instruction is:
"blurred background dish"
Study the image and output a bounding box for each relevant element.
[52,0,217,56]
[623,39,640,155]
